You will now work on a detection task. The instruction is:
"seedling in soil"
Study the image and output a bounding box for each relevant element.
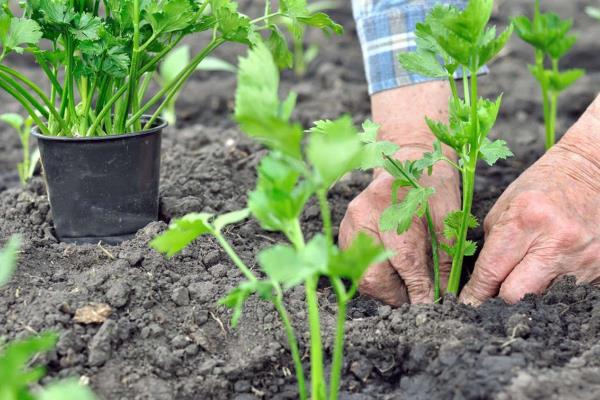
[0,237,97,399]
[0,113,39,185]
[152,42,396,400]
[0,0,341,137]
[387,0,514,297]
[156,45,237,125]
[514,0,585,150]
[279,0,342,76]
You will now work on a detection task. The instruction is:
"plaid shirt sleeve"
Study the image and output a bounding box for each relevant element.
[352,0,470,94]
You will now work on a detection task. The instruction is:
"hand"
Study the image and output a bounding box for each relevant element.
[460,96,600,306]
[340,145,460,305]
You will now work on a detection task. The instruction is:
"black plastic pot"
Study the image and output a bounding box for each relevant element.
[32,119,166,244]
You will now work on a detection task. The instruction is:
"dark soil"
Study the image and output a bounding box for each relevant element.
[1,1,600,399]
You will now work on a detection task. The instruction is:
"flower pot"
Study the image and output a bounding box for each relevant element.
[32,119,166,244]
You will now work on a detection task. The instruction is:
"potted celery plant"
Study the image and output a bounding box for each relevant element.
[0,0,341,244]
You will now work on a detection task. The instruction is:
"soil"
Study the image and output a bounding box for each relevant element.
[1,1,600,399]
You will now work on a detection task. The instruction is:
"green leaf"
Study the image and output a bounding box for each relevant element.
[213,209,251,232]
[413,140,446,175]
[586,7,600,21]
[426,117,457,149]
[443,210,479,241]
[39,380,97,400]
[379,187,434,234]
[0,17,43,52]
[297,12,343,35]
[259,235,329,289]
[398,50,447,78]
[0,331,58,396]
[219,280,274,327]
[357,120,399,170]
[547,35,576,60]
[441,239,477,257]
[548,68,585,92]
[248,154,313,233]
[478,24,513,68]
[479,139,513,166]
[161,45,190,84]
[210,0,254,45]
[476,96,503,138]
[266,25,293,69]
[235,42,303,159]
[328,233,391,282]
[145,0,197,34]
[307,115,362,187]
[150,213,214,257]
[70,13,102,41]
[0,113,24,131]
[0,236,20,287]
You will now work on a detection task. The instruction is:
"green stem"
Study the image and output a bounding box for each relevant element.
[213,232,256,281]
[251,12,281,25]
[449,74,459,100]
[425,208,441,302]
[0,73,49,120]
[329,279,347,400]
[273,288,308,400]
[0,78,51,136]
[316,189,332,244]
[137,38,224,130]
[306,275,326,400]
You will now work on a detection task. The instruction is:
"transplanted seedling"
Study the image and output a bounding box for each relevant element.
[0,237,97,399]
[381,0,514,298]
[152,42,396,400]
[0,113,39,185]
[514,0,585,150]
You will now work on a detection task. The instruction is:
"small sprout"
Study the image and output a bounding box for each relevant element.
[0,113,36,185]
[514,0,585,149]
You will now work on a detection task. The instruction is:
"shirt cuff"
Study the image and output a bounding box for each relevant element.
[353,0,479,95]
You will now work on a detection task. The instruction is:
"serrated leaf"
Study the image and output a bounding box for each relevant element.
[380,187,434,234]
[235,42,302,159]
[443,210,478,241]
[213,209,251,232]
[357,120,399,170]
[219,280,274,327]
[70,13,102,41]
[146,0,197,34]
[442,240,477,257]
[328,233,392,282]
[426,117,457,149]
[150,213,214,257]
[0,236,20,287]
[266,25,293,69]
[259,235,329,289]
[479,139,513,166]
[398,50,447,78]
[548,68,584,92]
[297,12,343,35]
[0,16,43,51]
[211,0,254,45]
[307,115,362,187]
[413,140,445,175]
[478,24,513,68]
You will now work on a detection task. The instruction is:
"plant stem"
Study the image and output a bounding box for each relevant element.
[447,60,479,295]
[425,207,441,302]
[130,38,225,130]
[273,287,308,400]
[306,275,326,400]
[213,232,256,281]
[0,79,51,136]
[329,279,347,400]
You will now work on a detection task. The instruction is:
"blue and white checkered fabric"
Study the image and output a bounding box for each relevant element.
[352,0,468,94]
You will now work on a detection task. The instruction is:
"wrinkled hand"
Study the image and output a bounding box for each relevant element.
[339,146,460,306]
[461,98,600,306]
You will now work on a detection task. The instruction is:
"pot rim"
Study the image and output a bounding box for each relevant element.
[31,116,168,142]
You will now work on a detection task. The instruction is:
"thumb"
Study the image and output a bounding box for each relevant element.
[459,219,532,306]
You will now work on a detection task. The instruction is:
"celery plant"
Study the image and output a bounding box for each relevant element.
[514,0,584,150]
[385,0,514,296]
[0,0,341,137]
[152,43,396,400]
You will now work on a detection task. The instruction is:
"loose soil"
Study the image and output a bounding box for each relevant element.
[1,1,600,399]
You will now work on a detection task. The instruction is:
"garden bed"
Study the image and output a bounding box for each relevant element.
[1,0,600,399]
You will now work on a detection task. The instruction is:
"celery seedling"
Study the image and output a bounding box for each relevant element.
[152,42,395,400]
[514,0,585,150]
[0,0,341,137]
[394,0,513,296]
[0,113,38,185]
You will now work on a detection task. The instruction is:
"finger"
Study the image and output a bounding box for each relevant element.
[459,217,533,306]
[358,261,409,307]
[499,254,557,304]
[381,223,434,304]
